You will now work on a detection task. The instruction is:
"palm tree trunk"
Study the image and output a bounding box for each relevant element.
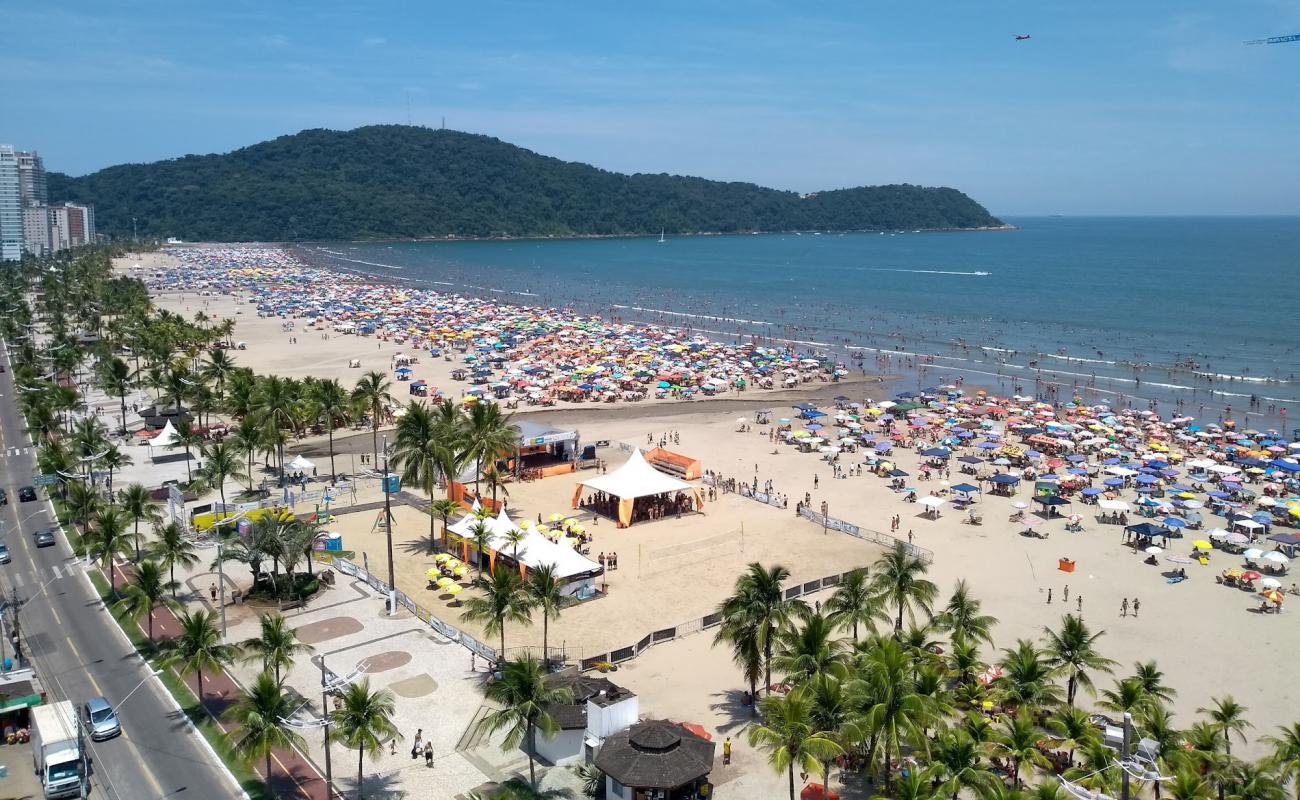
[266,753,273,787]
[764,628,773,695]
[883,738,893,791]
[119,393,128,435]
[542,616,550,669]
[357,748,365,800]
[788,762,796,800]
[1068,676,1077,706]
[499,626,506,660]
[195,666,204,709]
[184,444,192,482]
[170,564,178,600]
[896,600,904,632]
[527,722,538,789]
[328,426,336,483]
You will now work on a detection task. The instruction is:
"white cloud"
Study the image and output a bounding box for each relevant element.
[363,36,386,46]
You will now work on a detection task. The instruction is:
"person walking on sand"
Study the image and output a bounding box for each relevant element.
[1077,595,1083,613]
[1064,584,1070,603]
[1047,588,1052,604]
[1132,598,1140,618]
[723,737,732,766]
[424,741,434,767]
[1121,598,1128,617]
[209,582,217,602]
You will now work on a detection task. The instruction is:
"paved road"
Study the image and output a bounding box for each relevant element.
[0,345,244,800]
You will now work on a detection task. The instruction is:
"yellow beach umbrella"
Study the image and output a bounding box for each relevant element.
[446,584,463,597]
[445,558,461,569]
[436,576,455,588]
[549,513,565,523]
[434,553,450,564]
[425,568,441,580]
[1223,567,1242,578]
[1261,589,1284,604]
[1192,540,1212,551]
[453,565,468,577]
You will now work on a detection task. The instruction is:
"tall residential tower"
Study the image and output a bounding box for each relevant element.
[0,146,23,262]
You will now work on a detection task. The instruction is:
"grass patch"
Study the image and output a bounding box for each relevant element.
[48,497,85,555]
[87,570,270,800]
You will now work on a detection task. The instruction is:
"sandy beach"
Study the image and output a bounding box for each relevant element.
[119,247,1300,766]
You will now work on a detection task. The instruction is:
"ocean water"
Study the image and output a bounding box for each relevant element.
[300,217,1300,432]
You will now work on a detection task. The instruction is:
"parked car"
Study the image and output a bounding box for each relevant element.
[83,697,122,740]
[0,543,10,564]
[0,487,7,506]
[33,528,56,547]
[18,486,37,503]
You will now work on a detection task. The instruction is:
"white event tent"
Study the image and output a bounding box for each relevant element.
[571,448,702,527]
[447,507,601,596]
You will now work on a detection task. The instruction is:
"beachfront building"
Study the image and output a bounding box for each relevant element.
[17,150,47,207]
[22,205,52,256]
[445,507,602,597]
[535,672,638,766]
[515,419,580,478]
[572,449,703,527]
[0,146,21,262]
[593,719,716,800]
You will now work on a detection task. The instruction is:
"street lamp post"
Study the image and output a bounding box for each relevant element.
[382,435,395,615]
[320,656,333,796]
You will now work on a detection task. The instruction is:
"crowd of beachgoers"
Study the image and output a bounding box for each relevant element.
[140,246,859,408]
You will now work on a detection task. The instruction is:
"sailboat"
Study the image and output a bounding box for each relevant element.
[658,229,666,243]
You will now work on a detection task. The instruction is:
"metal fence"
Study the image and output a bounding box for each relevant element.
[329,557,497,661]
[701,474,786,510]
[578,567,864,672]
[797,507,934,563]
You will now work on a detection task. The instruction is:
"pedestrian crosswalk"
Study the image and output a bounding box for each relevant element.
[2,446,31,458]
[6,561,81,588]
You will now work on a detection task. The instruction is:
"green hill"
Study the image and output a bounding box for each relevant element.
[47,125,1003,241]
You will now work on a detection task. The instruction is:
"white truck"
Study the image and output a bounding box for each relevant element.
[31,701,84,799]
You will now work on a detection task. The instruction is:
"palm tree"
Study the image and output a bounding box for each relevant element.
[997,639,1064,709]
[482,465,511,506]
[772,610,849,685]
[936,579,997,645]
[946,633,983,688]
[1132,660,1178,707]
[429,498,462,552]
[1167,769,1215,800]
[1262,723,1300,800]
[748,685,843,800]
[241,613,315,685]
[88,507,137,595]
[1199,697,1253,758]
[310,378,350,482]
[807,673,857,791]
[717,563,807,697]
[392,401,446,548]
[932,728,994,800]
[118,483,160,562]
[524,565,563,667]
[64,479,102,542]
[225,670,305,787]
[351,371,394,466]
[461,567,533,658]
[331,678,399,800]
[171,426,205,483]
[713,605,763,710]
[1099,677,1151,717]
[889,765,941,800]
[160,609,241,704]
[228,415,262,491]
[855,636,931,790]
[113,560,180,643]
[462,400,519,495]
[998,709,1052,787]
[467,520,495,578]
[197,441,248,510]
[97,445,133,493]
[1226,763,1286,800]
[97,356,133,434]
[1140,704,1183,800]
[151,521,199,600]
[1047,705,1100,767]
[480,658,572,791]
[201,348,236,402]
[871,542,938,633]
[254,375,299,484]
[824,568,882,642]
[1042,614,1117,706]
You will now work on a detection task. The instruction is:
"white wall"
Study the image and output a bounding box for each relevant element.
[536,729,584,766]
[606,776,633,800]
[587,695,638,739]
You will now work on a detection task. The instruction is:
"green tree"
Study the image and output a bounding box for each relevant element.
[97,356,133,434]
[197,440,249,510]
[171,426,205,483]
[351,371,394,466]
[201,348,236,401]
[88,507,138,595]
[1262,723,1300,800]
[1199,697,1253,758]
[1042,614,1117,706]
[936,579,997,645]
[717,563,807,697]
[997,709,1051,787]
[310,377,350,482]
[748,685,843,800]
[479,658,572,791]
[151,520,199,600]
[1047,705,1100,768]
[462,400,519,495]
[460,567,533,658]
[225,670,306,786]
[997,639,1064,709]
[241,613,315,685]
[772,610,849,685]
[392,401,448,549]
[855,636,931,791]
[330,678,400,800]
[429,498,463,552]
[824,568,883,642]
[524,565,563,667]
[160,609,241,704]
[113,560,180,643]
[931,728,994,800]
[118,482,160,562]
[871,542,938,633]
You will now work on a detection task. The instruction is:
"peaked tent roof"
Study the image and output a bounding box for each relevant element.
[286,454,315,471]
[578,448,692,500]
[148,420,179,448]
[446,507,600,580]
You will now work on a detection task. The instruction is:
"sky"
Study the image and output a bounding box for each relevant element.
[3,1,1299,215]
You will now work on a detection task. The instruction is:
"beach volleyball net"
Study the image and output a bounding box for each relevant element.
[637,527,745,576]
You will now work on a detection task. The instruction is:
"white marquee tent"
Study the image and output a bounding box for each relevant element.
[571,449,702,526]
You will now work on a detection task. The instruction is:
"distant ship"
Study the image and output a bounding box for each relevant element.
[658,229,666,243]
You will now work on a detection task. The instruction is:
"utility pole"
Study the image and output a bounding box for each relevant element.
[383,435,395,615]
[320,656,333,796]
[217,536,227,639]
[1121,712,1132,800]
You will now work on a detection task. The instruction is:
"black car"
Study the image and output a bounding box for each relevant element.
[33,528,56,547]
[18,486,37,503]
[0,487,7,506]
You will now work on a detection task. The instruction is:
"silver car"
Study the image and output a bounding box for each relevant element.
[84,697,121,740]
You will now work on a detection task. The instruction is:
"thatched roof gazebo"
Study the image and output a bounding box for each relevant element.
[594,719,715,799]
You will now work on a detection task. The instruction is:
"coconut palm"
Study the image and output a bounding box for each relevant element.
[824,568,883,642]
[97,356,133,434]
[1042,613,1117,706]
[151,521,199,600]
[392,401,447,548]
[482,465,511,506]
[524,565,563,667]
[465,520,495,578]
[1047,705,1100,767]
[889,765,942,800]
[171,426,205,483]
[855,636,932,790]
[713,602,763,709]
[936,579,997,645]
[931,728,995,800]
[1099,677,1151,717]
[88,507,138,595]
[330,678,399,800]
[64,479,102,541]
[807,673,858,791]
[225,670,305,786]
[1200,697,1253,758]
[997,639,1064,709]
[197,440,248,511]
[462,401,519,495]
[1262,723,1300,800]
[159,609,241,704]
[460,567,533,658]
[429,498,462,551]
[309,377,350,482]
[718,563,807,697]
[241,613,315,685]
[227,415,262,491]
[1226,763,1287,800]
[255,375,299,484]
[748,685,843,800]
[97,445,133,493]
[773,610,849,685]
[115,483,158,562]
[1166,768,1216,800]
[1140,704,1183,800]
[946,633,983,688]
[871,542,938,633]
[113,560,180,643]
[997,709,1052,787]
[201,348,236,401]
[351,371,394,466]
[480,657,572,791]
[1132,660,1178,707]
